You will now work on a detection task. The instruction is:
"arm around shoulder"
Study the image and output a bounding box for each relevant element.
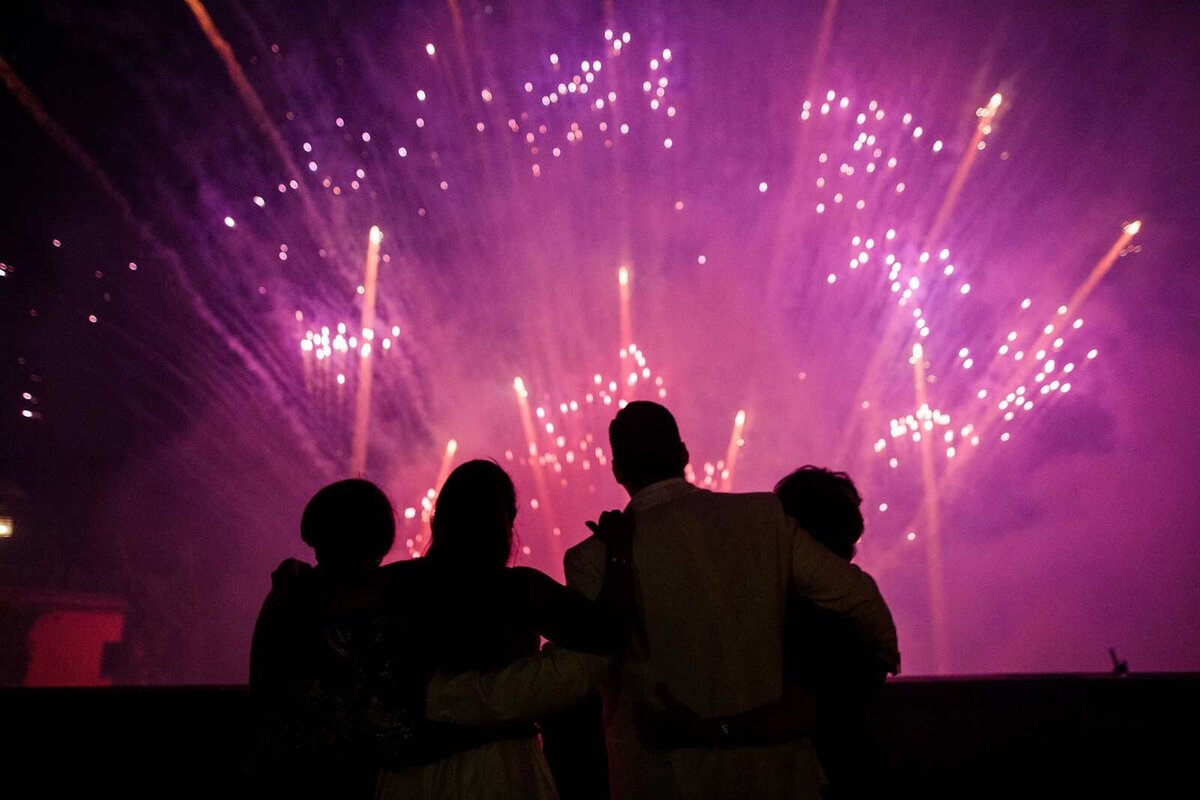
[427,645,611,726]
[788,516,900,674]
[563,536,607,601]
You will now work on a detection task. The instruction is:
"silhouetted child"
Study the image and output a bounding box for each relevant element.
[776,466,888,799]
[249,478,415,799]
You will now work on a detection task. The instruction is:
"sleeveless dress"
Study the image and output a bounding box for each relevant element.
[376,562,621,800]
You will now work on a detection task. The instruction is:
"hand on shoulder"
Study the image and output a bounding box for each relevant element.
[585,509,635,555]
[271,558,313,592]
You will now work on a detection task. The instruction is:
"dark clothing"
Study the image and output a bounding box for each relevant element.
[411,562,624,673]
[541,691,611,800]
[786,599,888,799]
[249,559,621,797]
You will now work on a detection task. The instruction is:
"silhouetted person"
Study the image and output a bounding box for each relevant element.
[639,468,889,797]
[254,467,633,799]
[415,407,899,798]
[249,479,415,799]
[776,467,888,798]
[371,459,633,799]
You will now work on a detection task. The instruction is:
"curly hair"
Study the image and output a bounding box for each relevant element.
[301,478,396,564]
[774,465,864,560]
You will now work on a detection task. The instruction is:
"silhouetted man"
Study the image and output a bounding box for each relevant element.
[563,402,899,799]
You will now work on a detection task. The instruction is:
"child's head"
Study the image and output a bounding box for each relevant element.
[301,479,395,567]
[774,466,864,560]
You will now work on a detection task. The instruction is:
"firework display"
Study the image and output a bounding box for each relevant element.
[2,1,1195,678]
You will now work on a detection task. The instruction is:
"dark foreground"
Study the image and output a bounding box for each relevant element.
[2,674,1197,798]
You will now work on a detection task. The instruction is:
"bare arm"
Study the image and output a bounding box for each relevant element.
[509,510,634,652]
[427,514,631,728]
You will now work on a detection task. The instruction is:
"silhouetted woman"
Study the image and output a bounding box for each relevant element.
[376,459,632,799]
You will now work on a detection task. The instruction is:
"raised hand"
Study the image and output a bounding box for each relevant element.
[585,509,634,547]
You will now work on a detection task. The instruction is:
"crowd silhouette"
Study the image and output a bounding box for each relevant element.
[251,401,899,799]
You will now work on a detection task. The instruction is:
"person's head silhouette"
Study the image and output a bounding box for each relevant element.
[608,401,690,497]
[427,459,517,570]
[301,478,396,571]
[774,466,864,560]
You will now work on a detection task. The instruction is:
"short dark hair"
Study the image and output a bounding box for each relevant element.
[774,466,864,560]
[428,459,516,569]
[608,401,686,486]
[301,478,396,563]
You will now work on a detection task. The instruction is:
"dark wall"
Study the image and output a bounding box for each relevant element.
[1,675,1196,798]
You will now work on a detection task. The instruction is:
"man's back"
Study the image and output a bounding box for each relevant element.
[627,485,792,715]
[565,478,897,799]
